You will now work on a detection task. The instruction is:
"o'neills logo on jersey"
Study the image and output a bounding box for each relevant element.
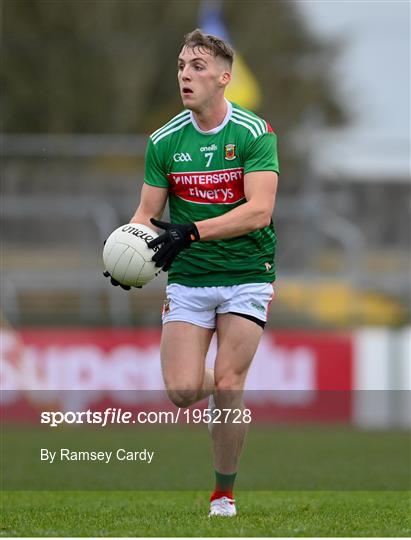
[167,167,245,204]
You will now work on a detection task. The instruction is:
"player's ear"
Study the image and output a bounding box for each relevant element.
[219,70,231,87]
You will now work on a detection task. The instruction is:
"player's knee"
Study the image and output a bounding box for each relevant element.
[166,388,199,408]
[215,372,244,392]
[215,374,245,407]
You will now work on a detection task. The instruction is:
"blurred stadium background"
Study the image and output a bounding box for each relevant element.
[1,0,410,431]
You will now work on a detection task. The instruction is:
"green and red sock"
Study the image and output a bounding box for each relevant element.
[210,470,237,501]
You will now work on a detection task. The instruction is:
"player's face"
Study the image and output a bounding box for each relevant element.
[177,46,230,111]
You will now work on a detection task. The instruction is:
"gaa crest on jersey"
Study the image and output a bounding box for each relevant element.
[224,144,236,160]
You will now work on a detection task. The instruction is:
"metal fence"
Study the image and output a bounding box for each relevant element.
[2,134,409,327]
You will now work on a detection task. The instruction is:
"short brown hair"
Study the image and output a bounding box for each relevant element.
[182,29,234,69]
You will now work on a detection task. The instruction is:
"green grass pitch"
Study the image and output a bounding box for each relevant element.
[1,490,410,536]
[1,425,410,536]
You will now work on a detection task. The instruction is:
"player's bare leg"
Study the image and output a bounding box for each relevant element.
[161,321,214,407]
[208,313,263,516]
[203,367,215,397]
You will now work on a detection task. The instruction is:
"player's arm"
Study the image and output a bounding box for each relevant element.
[195,170,278,240]
[130,183,168,228]
[148,171,278,271]
[103,183,168,289]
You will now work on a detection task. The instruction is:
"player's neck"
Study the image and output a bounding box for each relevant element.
[192,98,228,132]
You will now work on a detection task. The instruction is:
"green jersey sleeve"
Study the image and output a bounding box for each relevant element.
[144,138,169,188]
[243,132,279,175]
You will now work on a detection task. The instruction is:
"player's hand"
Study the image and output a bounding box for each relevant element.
[103,270,131,290]
[147,218,200,272]
[103,270,141,290]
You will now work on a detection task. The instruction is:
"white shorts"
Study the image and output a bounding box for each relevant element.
[162,282,274,329]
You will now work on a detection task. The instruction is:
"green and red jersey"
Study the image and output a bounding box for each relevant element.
[144,100,279,287]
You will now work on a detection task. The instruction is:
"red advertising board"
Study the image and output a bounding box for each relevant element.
[1,328,353,422]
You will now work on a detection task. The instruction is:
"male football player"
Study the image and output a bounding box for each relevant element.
[106,29,279,516]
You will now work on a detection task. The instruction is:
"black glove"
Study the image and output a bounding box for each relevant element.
[147,218,200,272]
[103,270,134,290]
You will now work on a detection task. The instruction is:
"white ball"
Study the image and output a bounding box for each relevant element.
[103,223,161,287]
